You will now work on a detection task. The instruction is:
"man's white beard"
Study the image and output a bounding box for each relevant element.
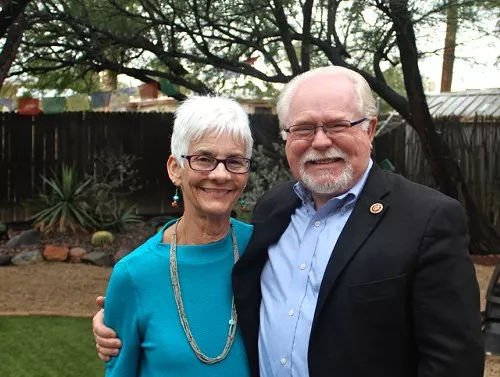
[298,148,353,195]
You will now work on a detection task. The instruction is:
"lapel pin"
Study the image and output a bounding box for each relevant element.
[370,203,383,214]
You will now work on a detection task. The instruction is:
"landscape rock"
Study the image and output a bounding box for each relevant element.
[43,245,69,262]
[12,250,43,265]
[81,251,114,267]
[114,248,132,263]
[69,247,88,262]
[0,255,12,266]
[6,229,41,248]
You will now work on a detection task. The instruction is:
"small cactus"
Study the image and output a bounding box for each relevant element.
[91,230,114,246]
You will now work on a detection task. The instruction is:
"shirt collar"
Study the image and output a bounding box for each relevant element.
[293,158,373,206]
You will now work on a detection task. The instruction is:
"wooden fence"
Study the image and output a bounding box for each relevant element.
[2,112,498,229]
[403,116,500,229]
[0,112,281,223]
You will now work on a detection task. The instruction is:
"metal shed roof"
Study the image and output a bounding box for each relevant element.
[426,89,500,120]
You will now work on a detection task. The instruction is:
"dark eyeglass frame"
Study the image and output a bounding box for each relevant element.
[284,118,368,139]
[181,154,252,174]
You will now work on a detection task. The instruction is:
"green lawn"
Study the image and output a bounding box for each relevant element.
[0,316,105,377]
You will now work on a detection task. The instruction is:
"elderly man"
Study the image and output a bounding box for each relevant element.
[94,66,484,377]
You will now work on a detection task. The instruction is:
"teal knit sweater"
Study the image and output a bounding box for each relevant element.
[104,218,253,377]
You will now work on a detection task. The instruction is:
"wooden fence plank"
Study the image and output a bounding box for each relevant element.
[0,113,8,206]
[9,115,33,204]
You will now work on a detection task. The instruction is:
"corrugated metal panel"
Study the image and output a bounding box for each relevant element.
[427,89,500,120]
[441,96,466,116]
[476,95,500,116]
[452,96,479,116]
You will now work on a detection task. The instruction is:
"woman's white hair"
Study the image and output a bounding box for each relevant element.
[170,96,253,166]
[276,66,377,137]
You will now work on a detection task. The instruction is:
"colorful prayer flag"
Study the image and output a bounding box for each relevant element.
[109,91,130,111]
[139,82,159,100]
[159,79,179,96]
[90,92,112,109]
[66,94,90,111]
[0,98,15,111]
[42,97,65,114]
[243,56,259,65]
[18,98,41,115]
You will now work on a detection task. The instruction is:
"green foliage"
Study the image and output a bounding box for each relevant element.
[91,230,114,246]
[100,199,142,233]
[31,165,96,234]
[9,0,498,101]
[0,316,105,377]
[86,151,143,232]
[20,68,103,95]
[244,142,294,212]
[30,153,142,235]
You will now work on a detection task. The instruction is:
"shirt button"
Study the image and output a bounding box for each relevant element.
[288,308,295,316]
[300,263,306,270]
[314,221,321,227]
[280,357,287,365]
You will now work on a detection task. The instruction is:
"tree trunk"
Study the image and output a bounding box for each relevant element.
[388,0,500,255]
[440,0,458,92]
[0,0,30,39]
[0,12,25,88]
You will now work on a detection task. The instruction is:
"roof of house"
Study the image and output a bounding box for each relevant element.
[376,88,500,137]
[426,88,500,119]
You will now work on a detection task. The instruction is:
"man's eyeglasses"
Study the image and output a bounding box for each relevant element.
[181,155,252,174]
[284,118,368,140]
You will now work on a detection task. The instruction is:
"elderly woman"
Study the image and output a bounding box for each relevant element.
[102,95,253,377]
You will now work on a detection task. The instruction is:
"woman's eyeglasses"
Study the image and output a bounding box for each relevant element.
[181,155,251,174]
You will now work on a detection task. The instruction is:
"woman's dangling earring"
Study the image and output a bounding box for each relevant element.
[172,187,180,207]
[238,197,246,211]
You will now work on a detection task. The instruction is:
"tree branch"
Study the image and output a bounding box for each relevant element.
[0,0,30,38]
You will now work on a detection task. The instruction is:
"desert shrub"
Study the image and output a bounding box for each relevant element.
[86,151,142,232]
[31,165,96,234]
[30,153,143,234]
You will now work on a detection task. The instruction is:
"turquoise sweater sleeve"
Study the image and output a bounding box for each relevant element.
[104,260,142,377]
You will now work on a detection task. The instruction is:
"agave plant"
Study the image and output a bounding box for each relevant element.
[100,199,142,233]
[32,165,97,234]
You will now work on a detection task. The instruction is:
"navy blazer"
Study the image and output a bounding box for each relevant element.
[232,164,484,377]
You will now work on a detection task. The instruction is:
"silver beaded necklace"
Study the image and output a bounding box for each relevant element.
[169,218,239,364]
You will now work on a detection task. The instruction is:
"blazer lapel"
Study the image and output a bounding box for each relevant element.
[313,165,390,321]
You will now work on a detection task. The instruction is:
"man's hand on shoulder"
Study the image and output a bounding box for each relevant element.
[93,296,122,361]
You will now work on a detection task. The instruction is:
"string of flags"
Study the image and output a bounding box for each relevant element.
[0,79,179,115]
[222,56,259,80]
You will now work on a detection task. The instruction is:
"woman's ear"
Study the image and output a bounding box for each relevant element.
[166,155,182,184]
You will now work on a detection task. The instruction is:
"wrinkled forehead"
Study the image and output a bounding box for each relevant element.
[288,75,361,121]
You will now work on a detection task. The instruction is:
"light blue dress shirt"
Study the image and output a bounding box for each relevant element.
[258,159,373,377]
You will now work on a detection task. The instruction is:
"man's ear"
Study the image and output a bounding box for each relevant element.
[166,155,181,184]
[367,117,378,142]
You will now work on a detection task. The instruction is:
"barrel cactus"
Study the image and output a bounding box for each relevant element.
[91,230,114,246]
